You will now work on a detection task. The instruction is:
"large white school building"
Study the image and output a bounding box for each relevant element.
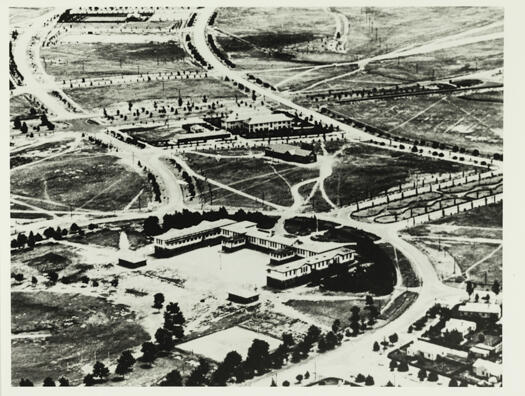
[153,219,356,288]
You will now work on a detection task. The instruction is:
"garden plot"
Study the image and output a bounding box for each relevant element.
[41,42,197,81]
[11,140,152,213]
[177,326,281,362]
[328,94,502,156]
[323,143,470,208]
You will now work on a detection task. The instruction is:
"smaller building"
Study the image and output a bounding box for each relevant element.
[457,302,501,321]
[472,358,502,380]
[222,234,247,252]
[406,340,468,361]
[118,251,147,269]
[441,318,477,337]
[265,143,317,164]
[228,288,259,305]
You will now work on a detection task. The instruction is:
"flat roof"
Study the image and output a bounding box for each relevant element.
[409,340,468,357]
[156,219,236,242]
[221,220,257,234]
[458,303,501,315]
[442,318,477,331]
[473,358,502,375]
[176,130,230,140]
[247,113,292,125]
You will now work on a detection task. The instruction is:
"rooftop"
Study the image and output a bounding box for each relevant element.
[410,340,468,357]
[267,143,314,158]
[156,219,236,242]
[247,113,292,125]
[269,247,354,273]
[459,302,501,315]
[473,358,502,376]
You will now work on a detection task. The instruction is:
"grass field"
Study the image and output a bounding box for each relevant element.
[11,291,150,386]
[10,94,35,119]
[70,227,149,250]
[323,143,470,207]
[11,142,152,212]
[10,138,76,169]
[430,201,502,228]
[41,42,196,80]
[65,78,240,110]
[184,154,304,207]
[11,242,85,276]
[327,94,502,156]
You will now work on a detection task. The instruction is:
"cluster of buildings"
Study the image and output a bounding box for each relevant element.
[402,300,502,386]
[153,219,356,289]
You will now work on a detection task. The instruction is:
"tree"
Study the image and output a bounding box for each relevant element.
[115,350,136,375]
[397,361,409,372]
[365,375,374,386]
[282,380,290,386]
[43,377,55,386]
[304,371,310,380]
[449,378,458,387]
[427,371,438,382]
[92,361,110,380]
[282,332,294,348]
[155,327,174,351]
[389,359,398,371]
[47,271,59,284]
[21,122,28,133]
[296,374,303,383]
[492,280,501,295]
[305,325,321,344]
[14,273,24,282]
[325,331,338,350]
[153,293,165,309]
[418,368,427,381]
[140,342,157,363]
[27,231,35,248]
[385,380,394,387]
[83,374,95,386]
[58,377,70,386]
[186,358,210,386]
[331,319,341,334]
[245,339,271,375]
[389,333,398,344]
[19,378,34,386]
[17,233,27,248]
[160,369,183,386]
[466,281,474,296]
[31,276,38,285]
[355,373,366,383]
[271,378,277,386]
[14,116,21,129]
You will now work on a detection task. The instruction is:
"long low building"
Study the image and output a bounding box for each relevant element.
[266,247,355,289]
[154,219,236,257]
[265,143,317,164]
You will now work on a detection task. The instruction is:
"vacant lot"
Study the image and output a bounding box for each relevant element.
[328,94,502,156]
[10,137,76,169]
[184,154,304,207]
[431,201,502,228]
[324,143,470,207]
[10,94,35,119]
[41,42,196,80]
[65,77,240,110]
[11,291,149,386]
[11,142,151,212]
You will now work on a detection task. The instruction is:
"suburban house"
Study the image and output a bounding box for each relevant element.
[472,358,502,381]
[406,340,468,361]
[470,342,502,359]
[457,302,501,321]
[265,143,317,164]
[441,318,477,337]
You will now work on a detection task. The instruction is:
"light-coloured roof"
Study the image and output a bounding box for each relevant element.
[246,113,292,125]
[459,303,501,315]
[267,143,314,158]
[409,340,468,358]
[223,109,272,123]
[221,220,257,234]
[269,247,354,273]
[473,359,502,376]
[442,318,477,332]
[228,288,259,299]
[156,219,235,242]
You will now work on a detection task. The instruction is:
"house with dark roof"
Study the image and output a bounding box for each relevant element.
[265,143,317,164]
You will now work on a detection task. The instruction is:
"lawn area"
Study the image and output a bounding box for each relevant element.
[70,227,149,250]
[65,77,240,110]
[11,291,150,386]
[11,242,85,276]
[11,142,152,212]
[284,298,386,327]
[323,143,470,207]
[41,42,196,80]
[10,137,76,169]
[327,94,502,156]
